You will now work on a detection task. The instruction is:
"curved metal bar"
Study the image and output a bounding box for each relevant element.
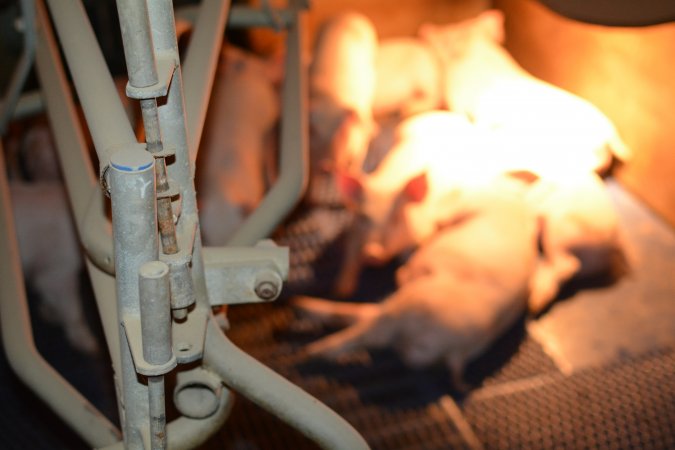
[227,2,309,245]
[0,0,37,134]
[0,144,121,448]
[182,0,230,161]
[45,0,138,180]
[203,319,370,450]
[33,0,115,274]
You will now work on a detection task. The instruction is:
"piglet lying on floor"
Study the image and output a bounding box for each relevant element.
[293,179,539,390]
[197,44,282,246]
[309,11,378,175]
[372,37,444,120]
[419,9,631,177]
[525,171,628,314]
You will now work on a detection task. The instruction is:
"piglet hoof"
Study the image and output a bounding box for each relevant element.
[527,270,560,316]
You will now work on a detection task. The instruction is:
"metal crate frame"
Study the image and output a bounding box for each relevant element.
[0,0,369,448]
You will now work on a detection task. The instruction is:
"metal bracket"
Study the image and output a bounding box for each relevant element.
[172,305,209,364]
[203,240,289,306]
[122,314,178,376]
[125,51,177,99]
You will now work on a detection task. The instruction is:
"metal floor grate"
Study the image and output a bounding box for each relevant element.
[209,302,559,449]
[210,302,675,450]
[463,347,675,450]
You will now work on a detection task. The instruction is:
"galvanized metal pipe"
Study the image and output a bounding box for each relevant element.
[110,148,158,449]
[182,0,229,158]
[148,376,167,450]
[45,0,137,178]
[115,0,159,88]
[139,261,173,364]
[138,90,179,257]
[117,0,178,254]
[139,261,172,450]
[116,0,179,256]
[34,9,115,276]
[145,0,204,321]
[227,2,308,245]
[100,386,234,450]
[0,144,121,448]
[168,260,194,319]
[146,0,197,217]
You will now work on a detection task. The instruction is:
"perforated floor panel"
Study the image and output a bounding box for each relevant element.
[1,180,673,449]
[203,302,675,450]
[204,178,675,449]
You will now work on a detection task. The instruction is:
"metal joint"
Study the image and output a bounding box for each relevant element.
[126,52,177,99]
[203,240,289,306]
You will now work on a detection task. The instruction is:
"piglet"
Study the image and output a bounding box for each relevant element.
[419,9,631,177]
[197,44,281,246]
[525,171,627,314]
[333,111,503,296]
[294,183,539,390]
[372,37,444,120]
[309,12,378,175]
[11,181,99,354]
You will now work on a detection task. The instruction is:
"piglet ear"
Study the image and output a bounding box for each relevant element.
[403,172,428,203]
[335,171,364,205]
[506,169,540,185]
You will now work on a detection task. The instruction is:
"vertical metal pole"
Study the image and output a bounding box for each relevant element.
[115,0,158,88]
[110,148,158,449]
[139,261,172,450]
[145,0,211,317]
[146,0,196,214]
[115,0,179,256]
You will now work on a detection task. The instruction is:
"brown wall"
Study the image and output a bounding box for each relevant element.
[303,0,489,40]
[496,0,675,226]
[248,0,490,57]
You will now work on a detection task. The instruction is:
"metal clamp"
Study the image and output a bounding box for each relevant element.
[203,240,289,306]
[125,52,177,99]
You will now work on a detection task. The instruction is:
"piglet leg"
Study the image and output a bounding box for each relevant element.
[292,295,379,326]
[304,314,398,360]
[528,252,581,315]
[333,222,367,298]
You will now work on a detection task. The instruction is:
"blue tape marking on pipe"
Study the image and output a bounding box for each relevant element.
[110,148,155,172]
[111,161,154,172]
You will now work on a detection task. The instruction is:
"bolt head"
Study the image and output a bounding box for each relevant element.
[255,281,279,301]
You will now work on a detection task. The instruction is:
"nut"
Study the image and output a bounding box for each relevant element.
[255,280,279,301]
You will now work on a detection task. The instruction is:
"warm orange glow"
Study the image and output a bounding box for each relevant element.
[498,0,675,226]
